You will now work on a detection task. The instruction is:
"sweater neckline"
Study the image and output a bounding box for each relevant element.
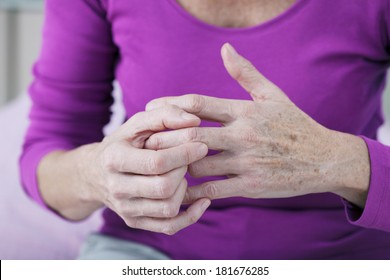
[167,0,309,34]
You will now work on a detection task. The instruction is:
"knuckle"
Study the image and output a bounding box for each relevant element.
[124,220,133,228]
[186,94,205,113]
[146,154,166,174]
[240,129,260,146]
[225,102,236,120]
[241,177,262,196]
[188,162,204,178]
[158,105,178,120]
[101,145,117,171]
[117,201,136,217]
[159,104,174,112]
[242,156,257,170]
[246,180,258,193]
[203,183,218,198]
[182,146,192,165]
[241,103,257,117]
[130,185,142,198]
[124,217,138,229]
[156,177,175,199]
[112,192,127,200]
[105,176,117,191]
[188,163,198,177]
[183,189,191,203]
[158,106,170,117]
[242,62,260,84]
[235,68,244,84]
[163,202,180,218]
[102,142,129,172]
[242,60,255,73]
[185,127,200,142]
[162,224,177,236]
[130,111,144,122]
[152,135,164,150]
[188,213,199,225]
[127,113,145,134]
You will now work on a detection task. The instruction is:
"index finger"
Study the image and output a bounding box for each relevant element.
[114,105,201,140]
[146,94,244,123]
[112,141,208,175]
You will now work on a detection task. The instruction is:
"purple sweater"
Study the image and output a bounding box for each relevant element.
[21,0,390,259]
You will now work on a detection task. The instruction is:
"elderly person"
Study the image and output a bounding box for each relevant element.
[21,0,390,259]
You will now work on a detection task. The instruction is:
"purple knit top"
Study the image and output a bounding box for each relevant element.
[21,0,390,259]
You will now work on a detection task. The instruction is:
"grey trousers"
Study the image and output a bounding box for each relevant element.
[77,233,170,260]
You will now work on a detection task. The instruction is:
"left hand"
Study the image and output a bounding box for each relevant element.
[145,43,370,207]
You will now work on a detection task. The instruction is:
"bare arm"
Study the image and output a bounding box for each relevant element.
[37,145,102,221]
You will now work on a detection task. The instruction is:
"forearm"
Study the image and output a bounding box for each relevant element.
[37,143,103,221]
[326,131,370,208]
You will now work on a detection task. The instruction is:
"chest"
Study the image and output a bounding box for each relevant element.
[174,0,296,28]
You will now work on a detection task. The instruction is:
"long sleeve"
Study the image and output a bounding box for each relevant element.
[19,0,118,208]
[343,0,390,232]
[344,137,390,232]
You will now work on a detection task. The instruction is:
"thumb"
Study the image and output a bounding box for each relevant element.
[221,43,286,102]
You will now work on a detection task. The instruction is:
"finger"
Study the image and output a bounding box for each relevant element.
[125,198,211,235]
[127,179,188,218]
[183,177,243,204]
[146,94,243,124]
[189,153,239,178]
[116,105,201,140]
[112,166,187,199]
[145,127,232,151]
[111,141,208,174]
[221,43,287,102]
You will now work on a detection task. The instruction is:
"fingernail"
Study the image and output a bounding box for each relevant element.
[145,101,157,111]
[224,43,238,59]
[181,112,199,121]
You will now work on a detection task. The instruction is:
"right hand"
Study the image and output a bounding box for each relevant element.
[82,105,211,235]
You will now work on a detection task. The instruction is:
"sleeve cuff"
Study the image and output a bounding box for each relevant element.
[19,142,75,210]
[343,136,390,232]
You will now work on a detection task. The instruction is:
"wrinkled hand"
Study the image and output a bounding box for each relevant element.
[145,43,351,203]
[85,105,210,235]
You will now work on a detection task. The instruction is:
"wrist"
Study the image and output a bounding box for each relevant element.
[325,131,370,208]
[38,145,103,221]
[77,142,105,207]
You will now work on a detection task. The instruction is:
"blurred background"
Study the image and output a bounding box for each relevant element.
[0,0,43,107]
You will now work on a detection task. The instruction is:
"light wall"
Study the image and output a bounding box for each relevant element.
[0,8,43,106]
[385,85,390,116]
[0,10,8,105]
